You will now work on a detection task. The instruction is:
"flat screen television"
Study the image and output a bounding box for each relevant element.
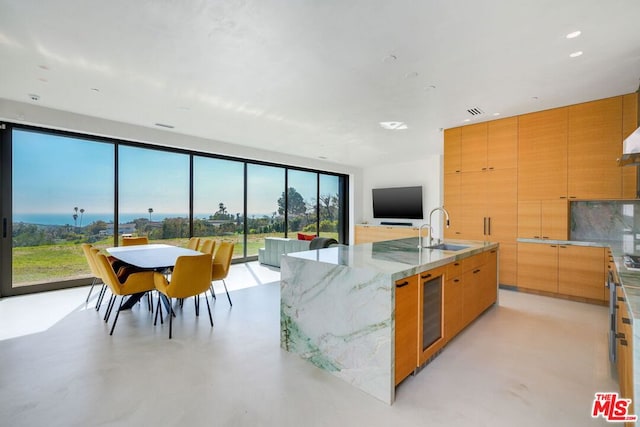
[372,186,424,219]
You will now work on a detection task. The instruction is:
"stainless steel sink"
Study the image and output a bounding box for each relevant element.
[424,243,470,251]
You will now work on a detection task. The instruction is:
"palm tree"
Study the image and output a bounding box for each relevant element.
[148,208,153,221]
[79,208,85,228]
[72,207,78,228]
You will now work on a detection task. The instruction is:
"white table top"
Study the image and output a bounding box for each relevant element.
[106,244,203,269]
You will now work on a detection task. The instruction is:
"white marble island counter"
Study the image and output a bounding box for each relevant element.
[280,237,498,404]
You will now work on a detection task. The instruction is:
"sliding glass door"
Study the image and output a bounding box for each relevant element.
[3,128,114,295]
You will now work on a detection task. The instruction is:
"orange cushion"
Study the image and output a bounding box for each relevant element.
[297,233,316,241]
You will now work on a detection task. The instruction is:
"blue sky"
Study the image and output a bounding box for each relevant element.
[12,129,337,218]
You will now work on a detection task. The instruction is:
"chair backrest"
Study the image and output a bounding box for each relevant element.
[81,243,102,278]
[164,254,213,299]
[199,239,216,255]
[187,237,200,250]
[212,242,234,280]
[92,250,123,295]
[309,237,339,250]
[122,236,149,246]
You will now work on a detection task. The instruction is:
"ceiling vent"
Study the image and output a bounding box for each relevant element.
[466,107,484,116]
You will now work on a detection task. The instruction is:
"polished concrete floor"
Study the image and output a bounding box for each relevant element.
[0,262,619,426]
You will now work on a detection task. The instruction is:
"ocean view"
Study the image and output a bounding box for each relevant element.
[14,213,192,226]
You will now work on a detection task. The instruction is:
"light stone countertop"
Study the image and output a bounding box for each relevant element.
[286,237,498,281]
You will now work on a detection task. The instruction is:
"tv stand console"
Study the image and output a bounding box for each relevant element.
[354,224,426,244]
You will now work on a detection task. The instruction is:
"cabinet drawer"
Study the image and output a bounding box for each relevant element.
[446,259,463,278]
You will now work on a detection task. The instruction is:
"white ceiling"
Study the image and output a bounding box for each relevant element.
[1,0,639,168]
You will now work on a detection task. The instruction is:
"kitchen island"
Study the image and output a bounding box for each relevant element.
[280,237,499,404]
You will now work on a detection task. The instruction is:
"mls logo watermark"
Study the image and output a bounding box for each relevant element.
[592,392,637,423]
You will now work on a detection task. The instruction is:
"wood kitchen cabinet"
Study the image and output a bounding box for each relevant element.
[517,200,568,240]
[444,261,464,342]
[394,275,419,385]
[557,245,606,300]
[457,117,518,172]
[443,173,462,238]
[622,93,638,198]
[444,128,462,174]
[516,243,559,293]
[462,252,497,325]
[518,107,568,201]
[517,243,606,301]
[568,97,623,199]
[460,123,487,172]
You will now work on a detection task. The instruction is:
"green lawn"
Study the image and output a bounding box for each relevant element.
[12,232,338,286]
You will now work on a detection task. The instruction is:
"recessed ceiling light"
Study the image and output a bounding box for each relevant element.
[383,54,397,63]
[492,112,500,116]
[379,121,408,130]
[566,30,581,39]
[318,156,328,160]
[463,119,471,123]
[90,88,100,93]
[532,96,539,100]
[569,51,583,58]
[38,78,48,83]
[405,71,419,79]
[38,65,49,70]
[424,85,436,91]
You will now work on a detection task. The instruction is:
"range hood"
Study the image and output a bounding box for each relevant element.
[618,127,640,166]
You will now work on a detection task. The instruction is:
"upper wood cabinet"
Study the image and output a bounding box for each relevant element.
[443,173,462,239]
[487,117,518,170]
[443,128,462,174]
[623,93,638,198]
[460,123,488,172]
[568,96,623,199]
[518,107,568,200]
[454,118,518,173]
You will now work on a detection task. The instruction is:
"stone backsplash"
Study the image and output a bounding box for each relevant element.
[570,200,640,254]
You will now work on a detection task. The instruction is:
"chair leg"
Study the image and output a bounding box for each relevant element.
[154,295,163,326]
[205,293,214,327]
[109,296,124,335]
[169,298,173,339]
[194,295,200,316]
[85,277,98,303]
[96,284,107,311]
[104,295,115,322]
[147,292,154,314]
[223,279,232,306]
[210,284,217,301]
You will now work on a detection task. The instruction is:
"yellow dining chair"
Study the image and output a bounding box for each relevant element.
[153,253,213,339]
[122,236,149,246]
[94,252,156,335]
[210,241,234,306]
[81,243,104,303]
[186,237,200,250]
[199,239,216,255]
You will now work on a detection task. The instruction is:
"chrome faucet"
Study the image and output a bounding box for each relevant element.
[418,223,432,249]
[427,206,450,247]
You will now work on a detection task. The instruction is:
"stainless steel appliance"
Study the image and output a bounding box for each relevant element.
[607,269,618,363]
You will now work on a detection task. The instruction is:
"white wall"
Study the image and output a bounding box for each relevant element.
[360,154,446,239]
[0,98,363,242]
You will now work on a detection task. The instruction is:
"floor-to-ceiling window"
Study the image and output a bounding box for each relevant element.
[286,170,318,237]
[246,164,286,257]
[10,129,114,289]
[117,145,189,245]
[1,123,348,296]
[193,156,245,258]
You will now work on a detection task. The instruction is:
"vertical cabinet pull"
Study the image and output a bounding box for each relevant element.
[2,218,6,238]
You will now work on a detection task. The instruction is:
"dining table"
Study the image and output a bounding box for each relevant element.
[106,243,204,309]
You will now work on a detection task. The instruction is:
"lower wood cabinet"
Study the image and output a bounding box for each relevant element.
[616,290,635,424]
[517,243,606,301]
[395,249,499,385]
[394,275,419,386]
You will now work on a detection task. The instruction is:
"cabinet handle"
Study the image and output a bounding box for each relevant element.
[490,250,496,254]
[421,273,432,279]
[550,245,557,248]
[622,317,631,325]
[481,167,487,171]
[453,279,460,283]
[618,296,625,302]
[473,269,481,274]
[488,167,494,170]
[455,170,461,173]
[454,262,460,266]
[617,333,626,339]
[455,231,461,235]
[559,196,566,199]
[396,281,409,288]
[534,235,540,239]
[569,196,576,199]
[2,218,6,238]
[487,217,491,236]
[621,339,628,347]
[542,236,549,239]
[559,245,567,249]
